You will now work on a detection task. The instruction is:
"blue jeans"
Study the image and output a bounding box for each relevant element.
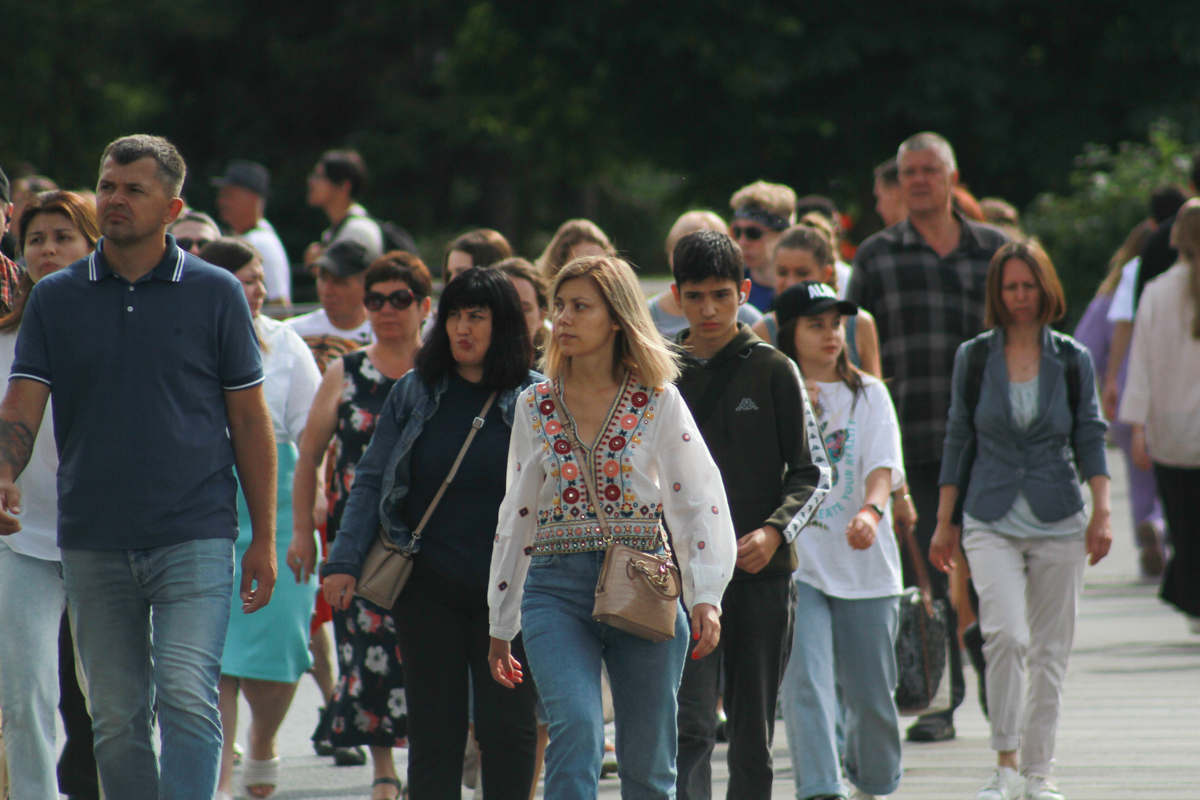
[62,538,235,800]
[779,580,902,799]
[0,541,66,800]
[521,551,689,799]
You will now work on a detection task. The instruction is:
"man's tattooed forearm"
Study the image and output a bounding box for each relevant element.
[0,420,34,478]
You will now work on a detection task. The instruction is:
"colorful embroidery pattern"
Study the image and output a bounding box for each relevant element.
[526,374,665,555]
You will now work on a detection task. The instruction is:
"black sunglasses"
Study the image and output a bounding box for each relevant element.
[730,225,764,242]
[176,237,211,252]
[364,289,416,311]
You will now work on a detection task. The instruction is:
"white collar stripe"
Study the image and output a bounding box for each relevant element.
[172,249,185,282]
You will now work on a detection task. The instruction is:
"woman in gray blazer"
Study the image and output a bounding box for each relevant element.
[929,240,1111,800]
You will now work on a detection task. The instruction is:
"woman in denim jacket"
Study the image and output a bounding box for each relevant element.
[324,268,542,799]
[930,241,1111,800]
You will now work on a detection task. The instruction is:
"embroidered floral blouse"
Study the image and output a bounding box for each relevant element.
[488,373,737,641]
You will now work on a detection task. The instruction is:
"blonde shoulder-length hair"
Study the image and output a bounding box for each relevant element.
[541,255,680,389]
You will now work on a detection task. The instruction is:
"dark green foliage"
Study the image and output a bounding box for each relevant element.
[1024,122,1193,327]
[3,0,1200,278]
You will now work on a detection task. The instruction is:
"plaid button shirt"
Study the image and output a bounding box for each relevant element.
[846,214,1009,465]
[0,253,22,315]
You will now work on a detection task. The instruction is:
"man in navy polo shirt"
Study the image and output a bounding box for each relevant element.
[0,135,278,799]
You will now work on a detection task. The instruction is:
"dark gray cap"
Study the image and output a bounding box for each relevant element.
[314,240,371,277]
[210,160,270,196]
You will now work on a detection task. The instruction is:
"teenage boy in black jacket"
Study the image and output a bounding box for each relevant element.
[671,230,831,800]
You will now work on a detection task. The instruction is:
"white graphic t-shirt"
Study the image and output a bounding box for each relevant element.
[794,377,905,599]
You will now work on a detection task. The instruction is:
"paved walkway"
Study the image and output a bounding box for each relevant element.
[107,449,1198,800]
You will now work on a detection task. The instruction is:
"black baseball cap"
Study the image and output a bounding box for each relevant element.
[210,160,271,197]
[0,166,9,205]
[774,281,858,328]
[314,240,371,277]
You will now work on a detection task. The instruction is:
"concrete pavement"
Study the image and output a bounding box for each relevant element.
[49,433,1197,798]
[200,449,1200,799]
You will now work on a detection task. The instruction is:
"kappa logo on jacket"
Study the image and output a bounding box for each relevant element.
[734,397,760,412]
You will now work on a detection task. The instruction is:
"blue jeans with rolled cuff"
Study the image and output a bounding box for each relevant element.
[780,579,902,799]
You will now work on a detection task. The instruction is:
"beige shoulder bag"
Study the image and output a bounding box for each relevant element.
[356,390,498,608]
[545,382,681,642]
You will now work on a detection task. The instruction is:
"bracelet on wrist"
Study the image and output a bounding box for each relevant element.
[861,503,884,524]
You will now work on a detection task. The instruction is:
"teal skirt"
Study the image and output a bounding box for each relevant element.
[221,442,318,683]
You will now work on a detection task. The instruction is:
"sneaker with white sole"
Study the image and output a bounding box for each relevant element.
[976,766,1022,800]
[848,788,880,800]
[1024,774,1064,800]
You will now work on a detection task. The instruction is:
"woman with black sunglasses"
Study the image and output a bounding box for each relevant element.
[291,252,433,800]
[323,267,541,799]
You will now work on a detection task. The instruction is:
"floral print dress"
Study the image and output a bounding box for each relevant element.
[313,350,408,748]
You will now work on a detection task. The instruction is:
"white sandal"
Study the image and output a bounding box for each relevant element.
[241,756,281,798]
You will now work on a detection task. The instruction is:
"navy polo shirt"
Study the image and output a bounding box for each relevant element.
[11,235,264,550]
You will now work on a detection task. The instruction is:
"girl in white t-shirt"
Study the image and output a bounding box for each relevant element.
[773,281,907,800]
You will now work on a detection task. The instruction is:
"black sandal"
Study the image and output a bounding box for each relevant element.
[372,776,403,800]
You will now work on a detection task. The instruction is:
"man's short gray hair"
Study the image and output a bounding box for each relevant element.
[99,135,187,198]
[897,132,957,173]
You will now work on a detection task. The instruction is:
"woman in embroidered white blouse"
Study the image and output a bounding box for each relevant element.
[487,255,736,798]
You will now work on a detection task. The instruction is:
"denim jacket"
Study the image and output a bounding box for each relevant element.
[938,327,1108,523]
[322,368,543,579]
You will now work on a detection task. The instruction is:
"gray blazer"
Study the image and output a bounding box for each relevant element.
[938,327,1108,523]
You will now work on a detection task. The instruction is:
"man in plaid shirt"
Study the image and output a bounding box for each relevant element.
[846,132,1008,744]
[0,167,24,314]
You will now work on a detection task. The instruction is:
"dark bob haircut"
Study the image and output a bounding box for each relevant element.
[414,266,532,392]
[984,238,1066,329]
[671,229,744,288]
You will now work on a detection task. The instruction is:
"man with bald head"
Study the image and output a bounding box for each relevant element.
[846,132,1009,744]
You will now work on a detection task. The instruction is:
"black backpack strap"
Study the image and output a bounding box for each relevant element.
[1053,333,1083,471]
[963,333,991,426]
[952,332,992,526]
[1060,336,1081,421]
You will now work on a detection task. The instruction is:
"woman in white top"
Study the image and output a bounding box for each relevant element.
[774,282,907,800]
[199,239,322,800]
[0,191,99,800]
[1121,198,1200,633]
[487,255,736,798]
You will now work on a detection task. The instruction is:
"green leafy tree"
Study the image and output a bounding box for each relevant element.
[1023,121,1193,326]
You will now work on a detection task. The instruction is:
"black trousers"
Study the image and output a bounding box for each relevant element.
[676,573,796,800]
[905,461,966,719]
[393,557,537,800]
[58,611,99,798]
[1155,463,1200,617]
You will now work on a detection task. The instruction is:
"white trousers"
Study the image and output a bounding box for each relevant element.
[963,529,1086,777]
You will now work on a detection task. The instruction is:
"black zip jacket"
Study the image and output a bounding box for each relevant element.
[676,324,830,580]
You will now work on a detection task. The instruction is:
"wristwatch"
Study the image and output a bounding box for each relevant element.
[865,502,885,520]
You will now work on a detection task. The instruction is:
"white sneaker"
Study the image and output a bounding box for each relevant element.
[1024,774,1064,800]
[848,788,881,800]
[976,766,1022,800]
